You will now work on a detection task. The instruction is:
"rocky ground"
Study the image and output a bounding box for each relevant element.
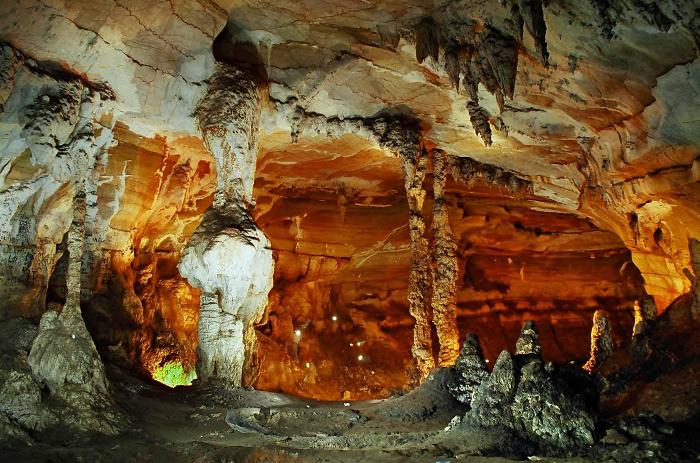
[2,317,700,463]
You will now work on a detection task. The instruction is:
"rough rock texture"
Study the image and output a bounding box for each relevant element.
[448,332,488,405]
[27,304,123,435]
[430,149,460,366]
[584,310,615,372]
[0,0,698,428]
[399,145,435,378]
[251,132,645,399]
[28,304,107,396]
[0,318,53,444]
[596,253,700,422]
[468,349,517,428]
[456,321,596,453]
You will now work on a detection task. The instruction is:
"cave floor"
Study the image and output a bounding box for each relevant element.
[0,366,601,463]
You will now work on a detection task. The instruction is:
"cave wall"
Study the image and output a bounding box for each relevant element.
[250,133,646,400]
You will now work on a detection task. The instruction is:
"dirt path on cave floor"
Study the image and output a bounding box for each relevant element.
[1,369,591,463]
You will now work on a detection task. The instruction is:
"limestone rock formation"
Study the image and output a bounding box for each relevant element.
[448,333,488,405]
[27,304,123,435]
[468,349,517,428]
[28,304,108,395]
[180,209,273,385]
[179,63,274,386]
[584,310,615,372]
[0,0,699,459]
[430,149,460,366]
[457,321,596,453]
[0,318,54,444]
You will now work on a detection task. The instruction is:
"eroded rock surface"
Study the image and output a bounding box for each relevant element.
[448,321,597,454]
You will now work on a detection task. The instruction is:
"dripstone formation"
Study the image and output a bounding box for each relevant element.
[446,322,596,455]
[0,0,699,461]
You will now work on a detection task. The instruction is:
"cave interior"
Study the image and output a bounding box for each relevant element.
[1,0,700,461]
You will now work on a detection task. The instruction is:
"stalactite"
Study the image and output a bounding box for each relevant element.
[445,49,460,90]
[449,155,532,196]
[377,24,400,48]
[194,63,261,209]
[430,150,460,366]
[466,101,493,146]
[584,310,614,372]
[479,26,519,100]
[415,17,440,63]
[516,0,549,66]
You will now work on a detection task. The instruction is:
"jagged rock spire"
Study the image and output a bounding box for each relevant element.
[515,320,542,358]
[449,333,489,405]
[457,320,596,452]
[468,350,517,427]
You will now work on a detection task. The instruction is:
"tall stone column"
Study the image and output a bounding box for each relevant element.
[431,149,460,366]
[398,146,435,379]
[29,87,114,408]
[179,63,274,386]
[369,118,435,379]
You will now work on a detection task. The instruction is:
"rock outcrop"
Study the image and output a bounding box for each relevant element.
[449,321,597,454]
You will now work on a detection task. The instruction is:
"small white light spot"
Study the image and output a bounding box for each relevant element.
[357,355,364,361]
[371,370,375,375]
[349,343,354,347]
[507,257,513,264]
[71,334,76,339]
[305,362,310,368]
[486,359,490,363]
[343,402,351,407]
[294,329,301,336]
[331,315,338,321]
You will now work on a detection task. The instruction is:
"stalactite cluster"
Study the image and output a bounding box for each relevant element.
[449,154,531,195]
[376,0,550,145]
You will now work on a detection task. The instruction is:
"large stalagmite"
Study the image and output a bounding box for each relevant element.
[178,63,273,386]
